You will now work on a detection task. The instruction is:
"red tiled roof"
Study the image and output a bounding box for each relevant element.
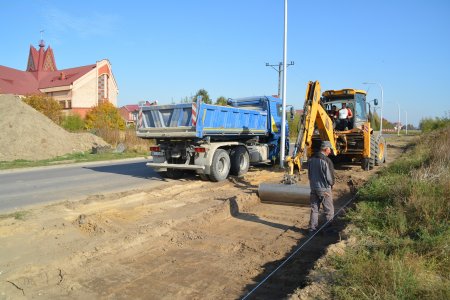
[38,64,96,89]
[122,104,140,112]
[0,65,39,95]
[0,64,95,95]
[1,42,97,95]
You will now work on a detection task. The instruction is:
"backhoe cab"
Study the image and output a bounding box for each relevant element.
[320,88,385,170]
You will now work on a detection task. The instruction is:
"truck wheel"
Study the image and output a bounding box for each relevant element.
[375,136,386,165]
[165,168,184,179]
[230,146,249,177]
[198,173,210,181]
[209,149,231,182]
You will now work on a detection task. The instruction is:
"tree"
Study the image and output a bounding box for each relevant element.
[85,102,125,130]
[23,93,62,124]
[215,96,228,106]
[193,89,211,104]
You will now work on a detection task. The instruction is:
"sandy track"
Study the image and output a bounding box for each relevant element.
[0,136,413,299]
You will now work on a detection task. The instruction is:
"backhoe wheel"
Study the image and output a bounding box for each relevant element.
[209,149,231,182]
[375,136,386,165]
[229,146,249,177]
[365,134,378,170]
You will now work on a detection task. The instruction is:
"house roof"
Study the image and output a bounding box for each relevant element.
[38,64,96,89]
[0,65,39,95]
[0,64,95,95]
[121,104,140,112]
[0,41,97,95]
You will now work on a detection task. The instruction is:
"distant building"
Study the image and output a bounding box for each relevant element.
[119,101,158,125]
[119,104,139,125]
[0,40,118,117]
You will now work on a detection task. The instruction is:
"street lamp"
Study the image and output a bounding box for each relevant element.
[362,82,384,135]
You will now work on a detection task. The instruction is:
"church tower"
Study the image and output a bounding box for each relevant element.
[26,40,57,72]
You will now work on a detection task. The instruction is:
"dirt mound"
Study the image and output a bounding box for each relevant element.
[0,94,109,161]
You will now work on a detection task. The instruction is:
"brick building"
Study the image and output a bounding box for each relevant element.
[0,40,118,117]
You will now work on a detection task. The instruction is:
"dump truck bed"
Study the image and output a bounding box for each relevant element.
[136,102,269,139]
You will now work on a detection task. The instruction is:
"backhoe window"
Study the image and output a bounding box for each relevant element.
[355,94,366,121]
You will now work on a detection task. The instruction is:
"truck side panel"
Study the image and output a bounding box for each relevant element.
[137,102,269,139]
[197,104,268,137]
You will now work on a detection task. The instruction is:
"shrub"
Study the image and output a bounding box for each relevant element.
[61,114,85,132]
[85,102,125,130]
[23,93,62,124]
[419,114,450,132]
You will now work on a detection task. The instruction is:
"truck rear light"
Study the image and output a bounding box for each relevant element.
[194,147,206,153]
[150,146,160,152]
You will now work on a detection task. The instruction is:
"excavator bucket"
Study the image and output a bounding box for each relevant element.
[258,183,311,206]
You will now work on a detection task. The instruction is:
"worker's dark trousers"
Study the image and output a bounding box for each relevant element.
[337,119,348,130]
[309,189,334,231]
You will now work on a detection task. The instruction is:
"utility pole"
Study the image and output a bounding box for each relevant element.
[265,61,294,97]
[397,103,401,136]
[405,111,408,135]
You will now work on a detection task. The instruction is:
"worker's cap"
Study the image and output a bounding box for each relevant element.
[321,141,334,150]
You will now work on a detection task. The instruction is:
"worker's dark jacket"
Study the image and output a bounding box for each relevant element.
[308,152,335,192]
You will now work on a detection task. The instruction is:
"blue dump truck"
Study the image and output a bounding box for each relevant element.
[136,96,289,181]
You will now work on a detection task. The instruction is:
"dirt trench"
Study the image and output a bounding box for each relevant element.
[0,136,413,299]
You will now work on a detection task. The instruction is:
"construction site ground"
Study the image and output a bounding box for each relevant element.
[0,135,413,299]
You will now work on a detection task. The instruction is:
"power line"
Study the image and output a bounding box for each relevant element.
[265,61,294,97]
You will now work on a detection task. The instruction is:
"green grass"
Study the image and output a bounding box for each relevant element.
[0,211,29,221]
[328,125,450,299]
[0,151,147,170]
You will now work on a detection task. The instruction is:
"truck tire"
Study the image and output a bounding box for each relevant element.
[375,136,386,165]
[229,146,249,177]
[209,149,231,182]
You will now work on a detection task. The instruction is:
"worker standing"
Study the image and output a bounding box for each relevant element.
[307,141,335,235]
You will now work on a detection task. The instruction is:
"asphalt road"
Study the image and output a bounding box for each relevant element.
[0,158,166,213]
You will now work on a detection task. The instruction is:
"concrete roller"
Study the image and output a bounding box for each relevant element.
[258,183,311,206]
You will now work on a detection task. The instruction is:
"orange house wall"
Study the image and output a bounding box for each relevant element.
[70,108,91,118]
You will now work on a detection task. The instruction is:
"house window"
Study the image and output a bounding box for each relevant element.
[58,100,72,109]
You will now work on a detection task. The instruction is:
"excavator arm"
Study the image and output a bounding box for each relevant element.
[284,81,336,183]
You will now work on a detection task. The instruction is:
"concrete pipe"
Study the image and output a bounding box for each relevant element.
[258,183,311,206]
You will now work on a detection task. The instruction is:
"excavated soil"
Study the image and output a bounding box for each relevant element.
[0,136,413,299]
[0,94,108,162]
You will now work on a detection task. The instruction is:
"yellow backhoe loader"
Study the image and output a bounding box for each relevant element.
[258,80,386,205]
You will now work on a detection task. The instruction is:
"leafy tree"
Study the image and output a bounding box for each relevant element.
[85,102,125,130]
[215,96,228,106]
[192,89,211,104]
[23,93,62,124]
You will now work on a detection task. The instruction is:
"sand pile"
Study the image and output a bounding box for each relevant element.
[0,94,109,161]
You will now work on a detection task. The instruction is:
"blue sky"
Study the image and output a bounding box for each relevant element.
[1,1,449,126]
